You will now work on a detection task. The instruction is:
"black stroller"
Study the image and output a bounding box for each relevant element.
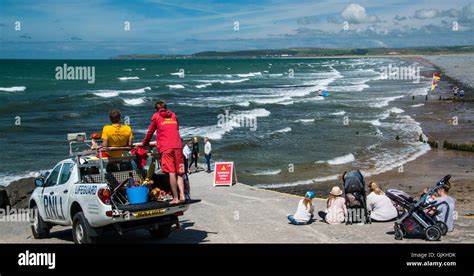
[385,175,451,241]
[343,170,371,224]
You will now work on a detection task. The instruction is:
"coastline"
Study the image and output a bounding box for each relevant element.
[2,55,473,212]
[268,54,474,212]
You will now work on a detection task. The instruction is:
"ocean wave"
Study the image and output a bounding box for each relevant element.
[196,78,249,84]
[118,76,140,81]
[294,118,315,123]
[95,91,119,98]
[303,67,343,91]
[170,72,184,77]
[363,143,431,178]
[0,171,40,186]
[371,95,404,108]
[251,169,282,176]
[123,69,133,71]
[250,96,292,105]
[123,97,145,106]
[238,108,271,118]
[329,111,346,116]
[389,107,405,114]
[139,108,271,140]
[270,127,292,134]
[179,120,241,140]
[411,103,424,108]
[378,107,405,120]
[325,153,355,165]
[332,83,369,92]
[0,86,26,92]
[167,84,185,89]
[195,83,212,89]
[365,119,382,126]
[236,72,262,78]
[93,87,151,98]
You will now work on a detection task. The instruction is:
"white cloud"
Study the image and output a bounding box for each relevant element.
[341,3,380,24]
[414,9,440,19]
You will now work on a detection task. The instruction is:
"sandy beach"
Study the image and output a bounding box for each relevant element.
[271,54,474,213]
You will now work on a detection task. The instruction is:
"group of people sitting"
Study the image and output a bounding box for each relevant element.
[287,181,455,232]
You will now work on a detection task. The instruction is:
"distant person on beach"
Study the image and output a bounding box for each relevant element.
[183,141,192,174]
[101,110,133,158]
[190,137,199,171]
[431,182,455,232]
[459,89,465,99]
[366,182,398,222]
[182,141,192,199]
[142,100,185,204]
[287,191,315,225]
[452,86,459,99]
[204,137,212,173]
[319,186,347,224]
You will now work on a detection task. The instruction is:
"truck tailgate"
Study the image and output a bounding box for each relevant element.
[117,199,201,213]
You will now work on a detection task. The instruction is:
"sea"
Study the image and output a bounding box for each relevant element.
[0,58,432,187]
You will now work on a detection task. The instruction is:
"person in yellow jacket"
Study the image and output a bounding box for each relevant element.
[101,110,133,158]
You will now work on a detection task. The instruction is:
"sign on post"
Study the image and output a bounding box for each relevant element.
[213,162,237,187]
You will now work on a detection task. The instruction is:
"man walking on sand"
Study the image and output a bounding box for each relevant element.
[204,137,212,173]
[142,100,185,204]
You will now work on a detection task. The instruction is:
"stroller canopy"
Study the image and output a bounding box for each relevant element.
[343,170,365,193]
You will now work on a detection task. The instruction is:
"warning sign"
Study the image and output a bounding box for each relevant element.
[213,162,237,187]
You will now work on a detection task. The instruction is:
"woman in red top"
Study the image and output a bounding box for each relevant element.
[142,100,185,204]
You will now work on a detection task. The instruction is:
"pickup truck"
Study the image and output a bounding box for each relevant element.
[29,138,199,244]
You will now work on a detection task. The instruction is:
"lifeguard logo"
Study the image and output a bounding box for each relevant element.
[160,118,177,125]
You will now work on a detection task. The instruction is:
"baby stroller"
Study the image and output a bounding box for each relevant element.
[343,170,371,224]
[385,175,451,241]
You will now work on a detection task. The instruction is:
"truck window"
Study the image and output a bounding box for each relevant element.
[58,163,74,185]
[44,164,62,187]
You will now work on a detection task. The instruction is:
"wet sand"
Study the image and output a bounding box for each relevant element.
[270,56,474,212]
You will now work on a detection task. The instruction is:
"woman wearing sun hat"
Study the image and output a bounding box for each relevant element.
[321,186,347,224]
[287,191,315,225]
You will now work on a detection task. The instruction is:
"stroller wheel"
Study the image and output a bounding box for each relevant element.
[425,225,442,241]
[394,224,405,240]
[436,221,448,235]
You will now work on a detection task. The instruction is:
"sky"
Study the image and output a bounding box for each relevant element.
[0,0,473,58]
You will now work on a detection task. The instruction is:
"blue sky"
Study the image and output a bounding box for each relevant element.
[1,0,473,58]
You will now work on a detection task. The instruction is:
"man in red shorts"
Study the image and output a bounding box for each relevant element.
[142,100,185,204]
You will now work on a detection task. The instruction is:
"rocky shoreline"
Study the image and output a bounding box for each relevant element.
[0,178,35,210]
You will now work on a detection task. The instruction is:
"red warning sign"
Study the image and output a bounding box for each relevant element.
[213,162,237,187]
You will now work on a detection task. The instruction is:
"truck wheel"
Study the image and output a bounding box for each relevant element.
[72,212,96,244]
[31,206,51,239]
[149,224,172,239]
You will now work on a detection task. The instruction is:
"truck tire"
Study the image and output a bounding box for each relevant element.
[72,212,96,244]
[149,224,172,239]
[31,205,51,239]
